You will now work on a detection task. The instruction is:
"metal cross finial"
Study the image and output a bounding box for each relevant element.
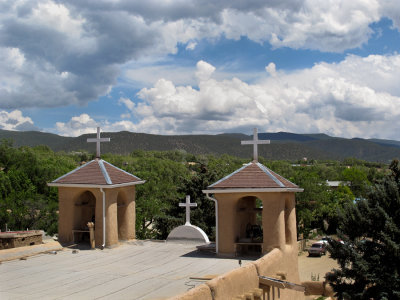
[179,195,197,225]
[87,127,110,159]
[241,128,270,162]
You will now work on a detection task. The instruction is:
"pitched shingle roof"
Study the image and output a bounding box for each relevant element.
[48,159,144,187]
[206,162,301,191]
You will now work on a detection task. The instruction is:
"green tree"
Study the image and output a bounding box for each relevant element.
[341,167,370,199]
[327,160,400,299]
[0,139,14,172]
[0,140,76,233]
[184,154,244,240]
[319,185,354,234]
[292,170,330,238]
[115,151,191,239]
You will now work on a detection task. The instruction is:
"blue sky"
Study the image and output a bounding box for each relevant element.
[0,1,400,139]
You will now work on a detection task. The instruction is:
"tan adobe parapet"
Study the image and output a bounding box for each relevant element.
[47,159,145,188]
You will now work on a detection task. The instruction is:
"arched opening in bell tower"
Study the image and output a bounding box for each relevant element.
[73,191,96,244]
[235,196,263,256]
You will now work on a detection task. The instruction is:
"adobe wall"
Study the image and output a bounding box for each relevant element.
[171,191,302,300]
[253,246,302,299]
[215,192,297,256]
[0,231,43,249]
[169,284,213,300]
[207,263,260,299]
[117,188,136,240]
[57,186,136,248]
[172,248,304,300]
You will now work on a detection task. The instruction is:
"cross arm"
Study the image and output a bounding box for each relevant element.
[179,203,197,207]
[87,138,110,142]
[241,140,270,145]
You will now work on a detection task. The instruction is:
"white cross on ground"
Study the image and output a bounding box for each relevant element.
[179,195,197,225]
[241,128,270,162]
[87,127,110,158]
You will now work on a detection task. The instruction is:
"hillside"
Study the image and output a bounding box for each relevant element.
[0,129,73,148]
[1,129,400,162]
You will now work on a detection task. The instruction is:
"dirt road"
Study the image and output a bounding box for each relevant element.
[298,249,339,282]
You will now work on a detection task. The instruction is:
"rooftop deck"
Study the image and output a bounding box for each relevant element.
[0,241,255,299]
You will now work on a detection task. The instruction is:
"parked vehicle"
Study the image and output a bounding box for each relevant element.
[308,242,327,257]
[318,237,329,245]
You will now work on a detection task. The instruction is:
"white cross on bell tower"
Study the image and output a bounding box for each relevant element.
[179,195,197,225]
[241,128,270,162]
[87,127,110,159]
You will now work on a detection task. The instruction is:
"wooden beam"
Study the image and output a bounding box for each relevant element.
[259,275,305,292]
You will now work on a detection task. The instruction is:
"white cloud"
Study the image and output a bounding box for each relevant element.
[0,0,398,110]
[265,62,277,76]
[195,60,216,81]
[118,97,135,111]
[186,41,197,50]
[123,64,197,87]
[51,53,400,139]
[218,0,382,51]
[123,60,266,88]
[0,48,25,93]
[55,114,98,136]
[54,113,148,136]
[103,120,137,133]
[129,55,400,139]
[380,0,400,31]
[0,110,39,131]
[30,1,89,47]
[120,113,131,119]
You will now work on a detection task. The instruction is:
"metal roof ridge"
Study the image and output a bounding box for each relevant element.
[256,162,285,187]
[98,159,112,184]
[51,160,96,183]
[102,160,143,181]
[208,162,252,188]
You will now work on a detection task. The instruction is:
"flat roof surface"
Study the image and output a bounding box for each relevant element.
[0,241,254,300]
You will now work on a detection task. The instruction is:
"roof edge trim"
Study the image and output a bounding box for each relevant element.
[48,180,146,189]
[203,188,304,194]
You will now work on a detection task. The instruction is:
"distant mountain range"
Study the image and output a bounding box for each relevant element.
[1,129,400,163]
